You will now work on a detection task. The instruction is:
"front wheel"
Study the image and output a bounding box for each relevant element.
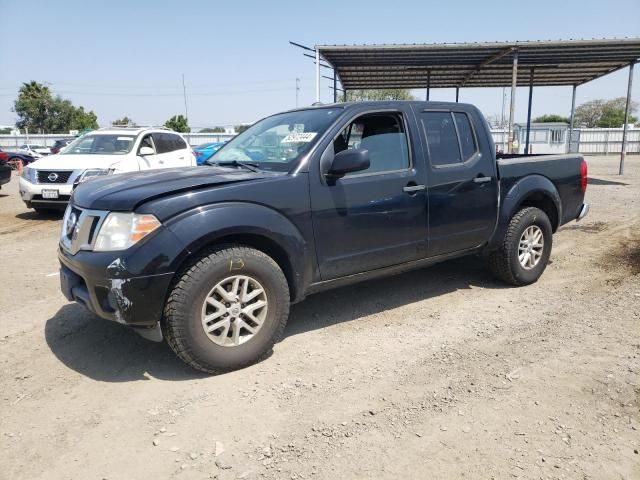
[163,246,290,374]
[488,207,553,286]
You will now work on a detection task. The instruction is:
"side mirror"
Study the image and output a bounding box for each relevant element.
[327,148,370,179]
[139,146,154,156]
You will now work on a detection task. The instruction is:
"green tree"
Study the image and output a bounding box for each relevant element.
[533,114,569,123]
[0,127,11,134]
[112,116,136,126]
[199,126,225,133]
[234,124,251,134]
[345,89,415,102]
[164,114,190,133]
[575,97,638,128]
[13,81,98,133]
[13,81,54,132]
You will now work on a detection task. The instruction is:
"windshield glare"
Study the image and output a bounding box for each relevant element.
[62,134,135,155]
[207,108,340,171]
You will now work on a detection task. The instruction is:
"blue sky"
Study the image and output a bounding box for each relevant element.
[0,0,638,129]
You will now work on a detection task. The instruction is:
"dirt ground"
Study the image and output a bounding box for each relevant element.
[0,156,639,480]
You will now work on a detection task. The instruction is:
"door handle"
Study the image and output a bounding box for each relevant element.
[403,184,426,193]
[473,176,492,184]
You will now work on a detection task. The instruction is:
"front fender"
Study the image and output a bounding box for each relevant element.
[488,175,561,250]
[165,202,312,302]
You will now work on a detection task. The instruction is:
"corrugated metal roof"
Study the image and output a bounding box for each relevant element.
[317,38,640,89]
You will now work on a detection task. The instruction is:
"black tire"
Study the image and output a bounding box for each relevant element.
[163,246,290,374]
[488,207,553,286]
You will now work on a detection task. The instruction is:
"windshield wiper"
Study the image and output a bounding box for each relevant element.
[209,160,261,172]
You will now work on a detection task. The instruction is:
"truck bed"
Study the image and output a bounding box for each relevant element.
[497,153,586,226]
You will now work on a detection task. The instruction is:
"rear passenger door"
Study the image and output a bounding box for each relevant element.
[417,108,498,256]
[152,133,191,168]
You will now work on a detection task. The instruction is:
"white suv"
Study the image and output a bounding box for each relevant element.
[19,127,196,211]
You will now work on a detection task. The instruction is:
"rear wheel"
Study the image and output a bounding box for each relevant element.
[163,246,290,374]
[488,207,552,286]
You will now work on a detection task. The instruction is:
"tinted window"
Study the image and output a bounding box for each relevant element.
[152,133,173,153]
[422,112,461,166]
[172,134,187,150]
[333,113,410,175]
[453,112,477,159]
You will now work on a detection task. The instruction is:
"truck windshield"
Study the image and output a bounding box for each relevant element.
[62,134,135,155]
[207,108,341,171]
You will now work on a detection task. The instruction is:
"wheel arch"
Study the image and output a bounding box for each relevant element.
[488,175,561,250]
[165,202,313,303]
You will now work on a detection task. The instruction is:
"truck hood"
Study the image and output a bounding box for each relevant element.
[72,166,279,211]
[29,154,125,170]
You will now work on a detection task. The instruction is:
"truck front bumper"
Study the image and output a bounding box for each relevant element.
[58,245,175,330]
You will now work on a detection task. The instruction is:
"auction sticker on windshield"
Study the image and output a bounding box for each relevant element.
[281,132,317,143]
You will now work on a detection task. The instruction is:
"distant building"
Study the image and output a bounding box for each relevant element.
[513,122,570,154]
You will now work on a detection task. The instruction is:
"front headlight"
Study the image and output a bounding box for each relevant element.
[22,166,37,183]
[94,213,161,251]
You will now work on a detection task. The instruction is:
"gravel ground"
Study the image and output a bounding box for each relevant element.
[0,155,639,480]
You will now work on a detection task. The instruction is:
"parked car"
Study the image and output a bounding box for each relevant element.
[0,147,34,172]
[58,101,588,373]
[19,126,196,212]
[193,142,225,165]
[50,139,74,155]
[17,144,51,158]
[0,155,11,189]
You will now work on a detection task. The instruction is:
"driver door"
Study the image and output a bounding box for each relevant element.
[309,109,428,280]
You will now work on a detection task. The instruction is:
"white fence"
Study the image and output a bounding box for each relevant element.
[1,129,638,154]
[489,127,639,154]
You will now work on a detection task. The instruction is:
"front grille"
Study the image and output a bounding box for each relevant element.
[37,170,73,184]
[60,206,110,255]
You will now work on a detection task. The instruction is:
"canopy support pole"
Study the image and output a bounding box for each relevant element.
[333,70,337,103]
[343,89,347,102]
[455,87,459,103]
[620,61,635,175]
[525,68,534,154]
[315,48,320,103]
[568,85,577,153]
[508,50,519,153]
[425,71,431,101]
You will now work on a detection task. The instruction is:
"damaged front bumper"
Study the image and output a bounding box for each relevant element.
[58,245,175,336]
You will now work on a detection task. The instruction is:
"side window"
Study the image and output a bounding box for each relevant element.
[332,113,410,175]
[172,134,187,150]
[421,112,461,166]
[453,112,478,160]
[138,134,155,154]
[152,133,172,154]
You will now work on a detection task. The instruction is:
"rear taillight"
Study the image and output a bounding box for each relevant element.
[580,159,588,193]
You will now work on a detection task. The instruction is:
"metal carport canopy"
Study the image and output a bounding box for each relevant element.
[317,38,640,89]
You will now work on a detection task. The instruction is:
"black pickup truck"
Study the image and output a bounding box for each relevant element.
[58,101,588,373]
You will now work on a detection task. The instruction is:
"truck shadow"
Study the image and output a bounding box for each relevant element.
[44,256,509,382]
[44,305,207,382]
[285,255,509,338]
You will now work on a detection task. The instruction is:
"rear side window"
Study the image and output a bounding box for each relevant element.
[453,112,477,160]
[172,134,187,150]
[421,112,461,166]
[152,133,174,153]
